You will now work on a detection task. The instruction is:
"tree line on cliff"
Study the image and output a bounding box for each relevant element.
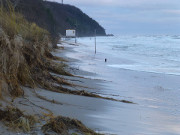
[10,0,106,39]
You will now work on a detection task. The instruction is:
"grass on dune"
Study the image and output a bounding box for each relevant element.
[0,0,72,98]
[0,0,51,97]
[0,0,48,40]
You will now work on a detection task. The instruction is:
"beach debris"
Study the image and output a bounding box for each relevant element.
[35,91,63,105]
[42,116,102,135]
[0,107,37,132]
[51,85,135,104]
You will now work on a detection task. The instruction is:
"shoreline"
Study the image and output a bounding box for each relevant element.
[54,39,180,135]
[0,41,123,135]
[1,39,180,135]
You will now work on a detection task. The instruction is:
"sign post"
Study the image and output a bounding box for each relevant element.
[66,29,76,43]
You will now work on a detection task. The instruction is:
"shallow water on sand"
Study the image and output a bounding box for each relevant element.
[59,36,180,135]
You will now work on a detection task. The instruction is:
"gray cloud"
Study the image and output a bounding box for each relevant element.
[47,0,180,34]
[48,0,180,9]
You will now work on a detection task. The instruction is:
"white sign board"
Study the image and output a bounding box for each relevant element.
[66,30,76,37]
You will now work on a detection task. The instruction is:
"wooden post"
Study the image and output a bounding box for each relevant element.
[95,29,96,54]
[75,35,77,43]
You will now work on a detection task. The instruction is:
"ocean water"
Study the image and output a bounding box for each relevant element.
[76,35,180,76]
[61,36,180,135]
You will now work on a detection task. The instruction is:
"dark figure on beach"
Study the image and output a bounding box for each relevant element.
[105,58,107,62]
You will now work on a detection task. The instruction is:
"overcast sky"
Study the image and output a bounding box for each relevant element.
[47,0,180,35]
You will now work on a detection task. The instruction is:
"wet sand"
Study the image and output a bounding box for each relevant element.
[52,41,180,135]
[1,41,180,135]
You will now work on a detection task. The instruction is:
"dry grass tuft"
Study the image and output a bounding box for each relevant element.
[46,60,72,76]
[0,106,37,132]
[42,115,102,135]
[0,0,68,98]
[0,0,48,40]
[0,1,74,98]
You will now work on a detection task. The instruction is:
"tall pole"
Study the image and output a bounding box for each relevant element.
[95,29,96,54]
[75,20,77,44]
[75,32,77,43]
[62,0,63,4]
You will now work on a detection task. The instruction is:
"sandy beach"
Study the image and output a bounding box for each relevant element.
[1,39,180,135]
[0,0,179,134]
[52,39,180,135]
